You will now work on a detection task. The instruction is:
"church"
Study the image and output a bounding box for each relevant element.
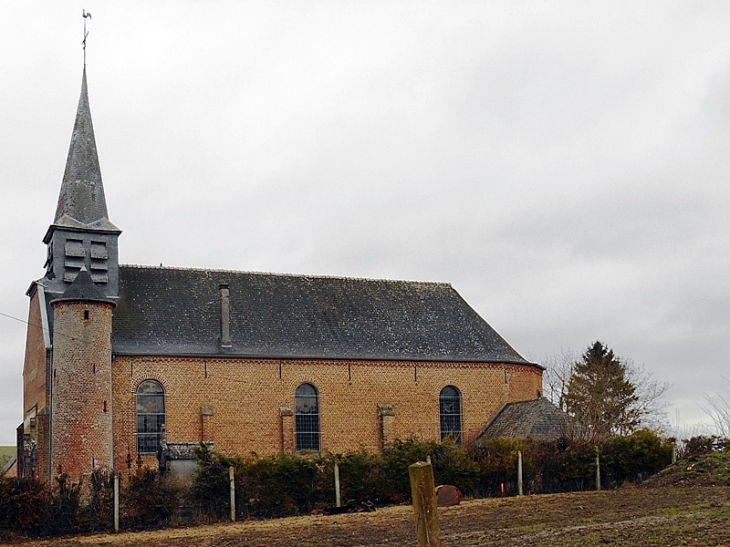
[18,69,544,483]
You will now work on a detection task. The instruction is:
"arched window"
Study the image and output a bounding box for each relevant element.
[439,386,462,443]
[295,383,320,451]
[136,380,165,454]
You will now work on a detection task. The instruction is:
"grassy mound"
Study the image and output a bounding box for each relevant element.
[643,449,730,488]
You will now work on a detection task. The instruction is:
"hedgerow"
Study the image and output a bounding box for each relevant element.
[0,430,686,537]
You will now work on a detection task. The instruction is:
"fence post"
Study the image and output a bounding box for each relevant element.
[229,466,236,522]
[409,461,441,547]
[113,472,120,532]
[334,461,342,508]
[517,450,523,496]
[595,449,601,492]
[672,442,677,465]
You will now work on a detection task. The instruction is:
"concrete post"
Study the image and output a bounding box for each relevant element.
[409,461,441,547]
[229,466,236,522]
[517,450,523,496]
[113,472,120,532]
[595,449,601,492]
[334,461,341,508]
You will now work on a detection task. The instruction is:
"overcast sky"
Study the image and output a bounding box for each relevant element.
[1,2,729,445]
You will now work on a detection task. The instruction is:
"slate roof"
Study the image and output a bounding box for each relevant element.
[46,68,119,243]
[49,267,116,307]
[111,265,536,364]
[478,398,567,441]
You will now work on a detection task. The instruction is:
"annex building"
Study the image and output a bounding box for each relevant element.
[19,69,544,483]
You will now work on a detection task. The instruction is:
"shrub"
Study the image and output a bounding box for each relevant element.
[683,436,730,459]
[77,469,114,533]
[431,438,480,493]
[122,467,179,529]
[191,443,236,519]
[604,429,673,485]
[0,476,48,534]
[43,473,82,536]
[237,453,321,518]
[335,450,385,504]
[379,439,437,502]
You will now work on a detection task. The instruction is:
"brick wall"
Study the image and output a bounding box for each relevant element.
[112,355,542,473]
[51,301,114,480]
[21,289,51,481]
[23,289,49,422]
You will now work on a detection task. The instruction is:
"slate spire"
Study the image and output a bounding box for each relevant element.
[53,68,112,227]
[41,68,121,300]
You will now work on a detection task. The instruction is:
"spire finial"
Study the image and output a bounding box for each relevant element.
[82,9,92,66]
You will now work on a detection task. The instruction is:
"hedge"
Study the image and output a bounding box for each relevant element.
[0,430,681,537]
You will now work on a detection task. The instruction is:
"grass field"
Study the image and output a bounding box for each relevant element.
[0,446,15,472]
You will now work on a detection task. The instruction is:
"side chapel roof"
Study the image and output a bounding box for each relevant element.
[478,398,567,441]
[111,265,537,365]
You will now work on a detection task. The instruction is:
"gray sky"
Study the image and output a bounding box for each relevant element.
[1,2,729,445]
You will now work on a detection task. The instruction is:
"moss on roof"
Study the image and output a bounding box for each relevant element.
[111,265,535,364]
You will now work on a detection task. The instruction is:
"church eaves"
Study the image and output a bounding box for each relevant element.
[50,68,118,234]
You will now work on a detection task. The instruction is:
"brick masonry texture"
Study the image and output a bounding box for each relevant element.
[21,291,51,482]
[23,291,48,421]
[112,355,542,473]
[51,301,114,480]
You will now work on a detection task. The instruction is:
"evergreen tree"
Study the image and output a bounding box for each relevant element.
[564,341,640,441]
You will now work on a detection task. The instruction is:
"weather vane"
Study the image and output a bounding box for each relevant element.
[82,9,92,66]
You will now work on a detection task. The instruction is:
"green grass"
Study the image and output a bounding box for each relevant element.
[681,450,730,483]
[0,446,15,470]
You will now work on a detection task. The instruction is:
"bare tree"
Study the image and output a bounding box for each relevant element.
[700,378,730,437]
[542,348,579,412]
[625,359,671,434]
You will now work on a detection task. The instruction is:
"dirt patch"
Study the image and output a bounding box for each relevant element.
[6,486,730,547]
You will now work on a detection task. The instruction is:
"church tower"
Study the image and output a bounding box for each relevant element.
[42,68,121,299]
[44,69,120,480]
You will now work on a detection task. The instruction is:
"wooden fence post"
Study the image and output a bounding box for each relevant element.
[517,450,523,496]
[229,466,236,522]
[334,461,342,508]
[409,461,441,547]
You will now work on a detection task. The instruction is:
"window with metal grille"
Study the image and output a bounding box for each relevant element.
[439,385,462,443]
[295,383,320,451]
[136,380,165,454]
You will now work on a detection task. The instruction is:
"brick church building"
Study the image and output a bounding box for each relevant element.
[19,69,544,483]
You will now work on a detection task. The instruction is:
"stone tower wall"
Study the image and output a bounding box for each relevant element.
[51,300,114,480]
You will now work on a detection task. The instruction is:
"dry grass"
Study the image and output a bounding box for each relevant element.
[4,485,729,546]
